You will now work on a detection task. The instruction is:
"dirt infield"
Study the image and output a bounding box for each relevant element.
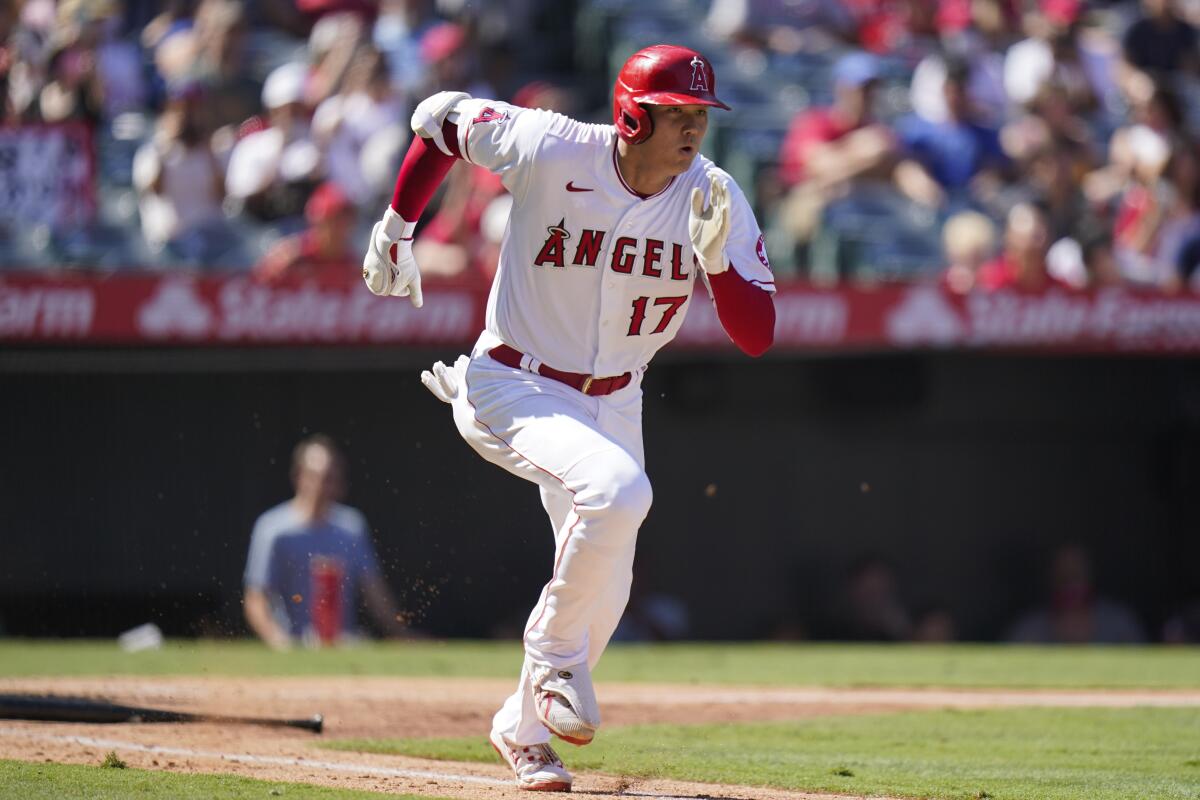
[2,677,1198,800]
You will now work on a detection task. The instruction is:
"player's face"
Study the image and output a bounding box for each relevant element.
[646,104,709,174]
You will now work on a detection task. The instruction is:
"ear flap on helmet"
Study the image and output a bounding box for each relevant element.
[614,95,653,144]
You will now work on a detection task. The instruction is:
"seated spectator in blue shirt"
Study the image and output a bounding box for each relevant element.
[895,55,1009,206]
[243,434,409,649]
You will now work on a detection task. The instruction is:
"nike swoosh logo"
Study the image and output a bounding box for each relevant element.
[566,182,593,192]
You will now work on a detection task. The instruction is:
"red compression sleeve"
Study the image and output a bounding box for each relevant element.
[708,266,775,357]
[390,120,461,220]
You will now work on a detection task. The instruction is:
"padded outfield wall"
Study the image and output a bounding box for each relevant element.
[1,344,1197,641]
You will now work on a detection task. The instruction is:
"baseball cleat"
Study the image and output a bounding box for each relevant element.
[490,729,573,791]
[529,661,600,746]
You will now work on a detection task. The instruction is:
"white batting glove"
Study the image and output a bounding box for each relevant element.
[411,90,470,156]
[688,174,731,275]
[362,206,423,307]
[420,359,460,404]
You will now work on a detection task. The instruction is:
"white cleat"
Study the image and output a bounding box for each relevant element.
[490,729,573,791]
[529,661,600,746]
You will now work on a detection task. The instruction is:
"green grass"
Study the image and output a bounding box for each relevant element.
[0,758,454,799]
[2,640,1199,688]
[328,707,1200,800]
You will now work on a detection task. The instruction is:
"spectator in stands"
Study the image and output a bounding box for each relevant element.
[1162,598,1200,643]
[1146,140,1200,291]
[373,0,439,97]
[1082,232,1125,287]
[612,562,690,642]
[1110,124,1178,287]
[1121,0,1198,79]
[312,44,406,207]
[936,0,1016,129]
[146,1,204,93]
[1003,0,1097,117]
[244,434,410,649]
[305,11,366,108]
[188,0,261,137]
[846,0,941,62]
[977,202,1069,291]
[225,61,322,223]
[912,606,956,642]
[778,51,893,191]
[775,51,899,251]
[826,555,913,641]
[253,181,358,284]
[940,210,997,294]
[83,0,147,119]
[1007,543,1146,644]
[38,22,104,124]
[140,0,198,55]
[895,54,1009,208]
[416,20,493,98]
[1082,81,1185,288]
[3,2,56,122]
[702,0,858,49]
[132,80,232,263]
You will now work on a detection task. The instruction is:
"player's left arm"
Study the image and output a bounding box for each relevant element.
[690,174,776,357]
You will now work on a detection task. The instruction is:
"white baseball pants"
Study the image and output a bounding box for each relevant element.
[445,347,650,746]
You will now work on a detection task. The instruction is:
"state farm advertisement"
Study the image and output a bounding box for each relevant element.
[0,274,482,345]
[2,272,1200,353]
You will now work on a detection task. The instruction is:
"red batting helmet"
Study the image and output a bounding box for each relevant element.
[613,45,730,144]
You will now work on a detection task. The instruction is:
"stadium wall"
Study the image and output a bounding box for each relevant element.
[0,349,1196,641]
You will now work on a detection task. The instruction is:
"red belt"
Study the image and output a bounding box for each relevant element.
[488,344,633,397]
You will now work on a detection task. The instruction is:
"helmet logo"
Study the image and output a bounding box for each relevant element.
[689,56,709,93]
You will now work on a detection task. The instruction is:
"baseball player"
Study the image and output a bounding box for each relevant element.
[363,45,775,791]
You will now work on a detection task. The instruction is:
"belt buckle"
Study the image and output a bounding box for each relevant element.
[581,376,594,394]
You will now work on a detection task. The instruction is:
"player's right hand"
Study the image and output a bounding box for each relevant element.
[362,206,423,307]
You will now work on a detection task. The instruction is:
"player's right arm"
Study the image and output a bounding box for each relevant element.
[243,514,292,651]
[361,92,466,305]
[243,587,292,651]
[362,92,556,303]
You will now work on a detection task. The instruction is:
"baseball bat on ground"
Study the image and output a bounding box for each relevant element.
[0,694,323,734]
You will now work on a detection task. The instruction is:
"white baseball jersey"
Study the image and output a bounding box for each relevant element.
[453,98,776,378]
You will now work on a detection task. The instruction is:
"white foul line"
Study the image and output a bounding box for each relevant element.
[0,727,509,787]
[0,726,916,800]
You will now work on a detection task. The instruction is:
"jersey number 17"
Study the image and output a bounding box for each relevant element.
[628,295,688,336]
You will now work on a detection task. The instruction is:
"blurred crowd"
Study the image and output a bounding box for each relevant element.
[750,0,1200,293]
[771,544,1199,644]
[2,0,1200,293]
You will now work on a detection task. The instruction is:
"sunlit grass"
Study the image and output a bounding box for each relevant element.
[1,640,1198,688]
[328,707,1200,800]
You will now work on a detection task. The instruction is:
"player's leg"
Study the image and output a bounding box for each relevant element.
[480,425,646,746]
[448,355,651,748]
[490,483,575,746]
[449,355,651,664]
[582,394,645,669]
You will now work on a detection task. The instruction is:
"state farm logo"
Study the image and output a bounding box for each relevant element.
[886,286,963,346]
[137,279,214,339]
